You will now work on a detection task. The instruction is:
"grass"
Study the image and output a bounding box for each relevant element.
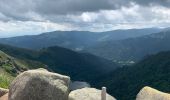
[0,69,14,89]
[0,74,11,88]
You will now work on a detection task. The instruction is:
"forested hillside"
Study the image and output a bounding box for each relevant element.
[0,44,119,82]
[94,51,170,100]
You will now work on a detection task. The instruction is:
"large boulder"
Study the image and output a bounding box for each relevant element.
[9,68,70,100]
[69,88,116,100]
[0,88,8,97]
[136,86,170,100]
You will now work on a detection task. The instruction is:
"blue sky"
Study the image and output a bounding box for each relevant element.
[0,0,170,37]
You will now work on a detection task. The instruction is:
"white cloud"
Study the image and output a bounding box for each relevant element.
[81,13,98,22]
[0,21,75,38]
[0,3,170,37]
[65,4,170,31]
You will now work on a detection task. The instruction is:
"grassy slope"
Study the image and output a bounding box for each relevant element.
[0,68,14,89]
[0,50,46,88]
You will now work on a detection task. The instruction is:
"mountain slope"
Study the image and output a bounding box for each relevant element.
[0,44,119,82]
[93,51,170,100]
[0,50,45,88]
[86,30,170,64]
[0,28,161,50]
[35,46,119,81]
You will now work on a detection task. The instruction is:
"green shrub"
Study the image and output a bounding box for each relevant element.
[2,64,13,72]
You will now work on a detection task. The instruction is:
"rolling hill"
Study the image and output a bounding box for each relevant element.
[0,44,119,82]
[93,51,170,100]
[86,29,170,64]
[0,28,161,50]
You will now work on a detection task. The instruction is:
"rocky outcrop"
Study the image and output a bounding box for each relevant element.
[69,88,116,100]
[8,68,70,100]
[0,88,8,97]
[136,86,170,100]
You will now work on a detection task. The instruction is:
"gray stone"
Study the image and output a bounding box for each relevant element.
[9,68,70,100]
[136,86,170,100]
[69,88,116,100]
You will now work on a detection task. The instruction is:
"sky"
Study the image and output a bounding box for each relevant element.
[0,0,170,37]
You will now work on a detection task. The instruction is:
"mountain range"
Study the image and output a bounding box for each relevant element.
[86,29,170,64]
[1,28,170,100]
[0,28,161,51]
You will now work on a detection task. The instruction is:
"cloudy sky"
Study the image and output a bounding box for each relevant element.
[0,0,170,37]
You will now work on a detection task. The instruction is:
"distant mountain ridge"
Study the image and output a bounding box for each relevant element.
[0,28,162,50]
[86,29,170,64]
